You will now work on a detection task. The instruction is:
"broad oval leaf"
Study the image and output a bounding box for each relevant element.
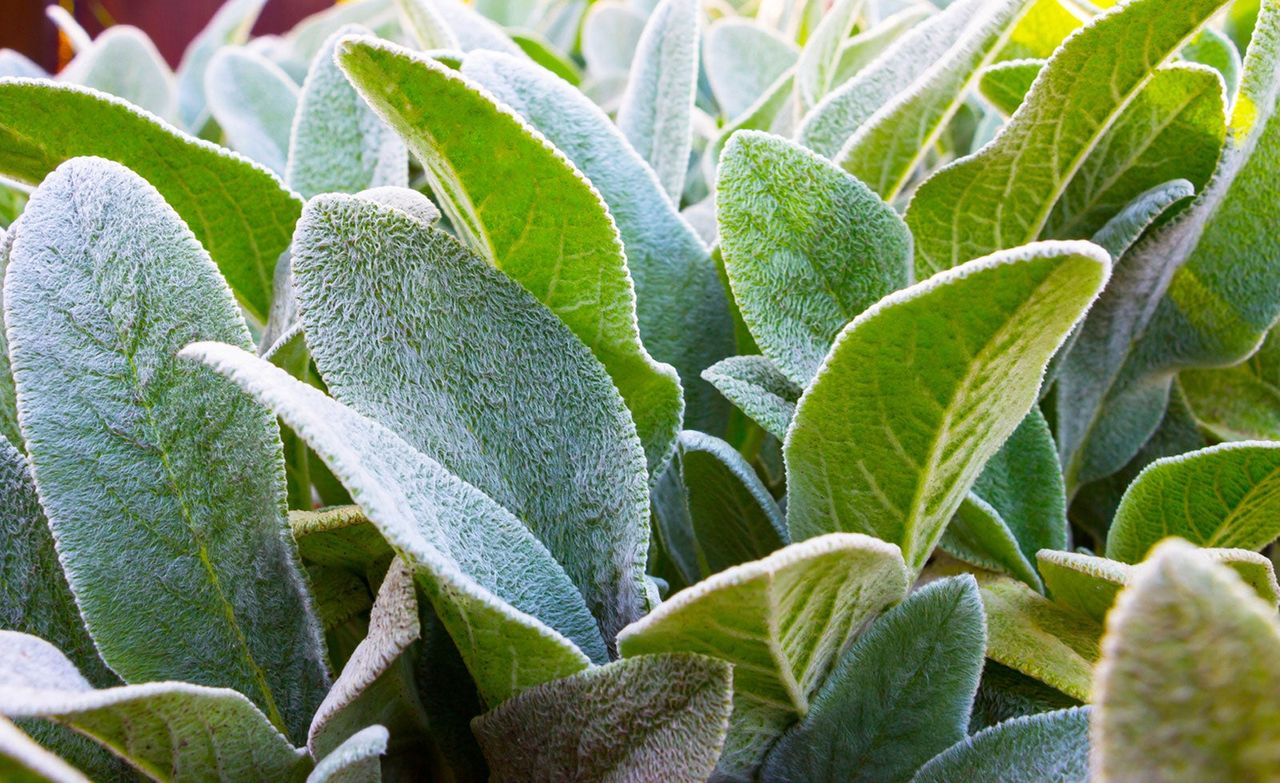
[704,19,796,121]
[0,79,300,322]
[785,241,1109,571]
[980,578,1101,701]
[471,654,732,783]
[718,130,911,387]
[6,157,327,742]
[912,707,1091,783]
[60,26,175,121]
[335,36,683,475]
[1181,324,1280,441]
[205,47,299,175]
[701,355,799,441]
[174,0,267,131]
[761,575,986,783]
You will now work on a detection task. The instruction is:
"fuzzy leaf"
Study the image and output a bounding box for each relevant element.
[969,661,1082,733]
[980,578,1101,701]
[704,19,796,120]
[941,495,1043,590]
[785,242,1109,571]
[978,58,1042,116]
[974,409,1069,564]
[335,36,682,475]
[912,707,1091,783]
[175,0,266,130]
[472,654,732,783]
[832,6,935,87]
[701,355,799,441]
[617,534,911,776]
[205,47,298,175]
[1091,540,1280,781]
[307,726,386,783]
[181,341,603,704]
[582,1,645,77]
[291,506,394,581]
[393,0,459,50]
[0,80,300,322]
[1182,27,1243,99]
[718,131,911,387]
[6,158,327,742]
[0,715,91,783]
[761,576,986,783]
[61,27,174,120]
[1181,325,1280,441]
[461,50,734,432]
[795,0,865,111]
[0,631,309,782]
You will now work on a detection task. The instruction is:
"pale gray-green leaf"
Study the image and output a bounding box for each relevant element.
[393,0,459,50]
[1181,324,1280,441]
[941,495,1043,590]
[795,0,865,111]
[175,0,267,130]
[912,707,1091,783]
[0,716,91,783]
[980,577,1101,701]
[703,19,796,120]
[977,58,1042,116]
[307,726,386,783]
[702,355,799,441]
[60,26,175,120]
[581,0,645,77]
[1182,27,1243,100]
[205,47,298,175]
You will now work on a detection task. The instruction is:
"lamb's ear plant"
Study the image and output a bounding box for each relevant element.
[4,0,1280,780]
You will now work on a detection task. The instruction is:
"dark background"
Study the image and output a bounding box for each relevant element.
[0,0,334,71]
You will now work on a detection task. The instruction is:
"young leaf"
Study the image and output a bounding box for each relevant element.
[1091,540,1280,781]
[701,355,799,441]
[941,495,1043,590]
[1087,178,1197,259]
[581,0,645,78]
[0,80,300,322]
[0,715,91,783]
[335,36,683,475]
[6,158,327,742]
[307,725,387,783]
[60,26,175,120]
[906,0,1233,276]
[704,19,797,120]
[981,578,1101,701]
[0,50,47,80]
[393,0,459,50]
[785,241,1109,571]
[174,0,267,130]
[616,0,699,201]
[0,631,309,783]
[460,50,735,432]
[1182,27,1243,100]
[471,654,732,783]
[978,58,1043,116]
[292,194,649,646]
[913,707,1091,783]
[795,0,865,111]
[974,409,1069,563]
[430,0,525,56]
[1181,325,1280,441]
[718,130,911,387]
[205,47,299,175]
[291,507,394,583]
[617,534,911,776]
[286,26,407,198]
[181,341,605,704]
[832,5,935,87]
[1106,442,1280,562]
[761,576,986,783]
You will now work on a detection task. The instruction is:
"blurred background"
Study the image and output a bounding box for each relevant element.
[0,0,334,70]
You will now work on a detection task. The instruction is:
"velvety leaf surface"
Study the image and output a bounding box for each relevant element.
[393,0,459,50]
[461,50,734,432]
[1092,540,1280,781]
[181,342,603,704]
[291,506,393,582]
[978,58,1043,116]
[6,158,326,742]
[785,241,1109,571]
[941,495,1042,590]
[718,131,911,386]
[980,578,1101,701]
[616,0,699,201]
[0,716,91,783]
[61,27,174,120]
[472,654,732,783]
[795,0,864,111]
[701,355,799,441]
[1182,325,1280,441]
[292,194,649,647]
[335,36,682,475]
[761,576,986,783]
[831,6,935,88]
[581,1,644,78]
[306,726,386,783]
[174,0,267,130]
[913,707,1091,783]
[205,47,298,175]
[617,534,910,776]
[286,26,407,198]
[0,631,309,783]
[0,80,299,322]
[703,19,796,120]
[1182,27,1242,99]
[969,661,1082,733]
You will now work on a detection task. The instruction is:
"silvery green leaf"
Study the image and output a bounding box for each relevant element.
[175,0,268,131]
[1087,179,1197,260]
[431,0,524,55]
[969,661,1082,733]
[291,506,394,583]
[978,58,1042,116]
[393,0,460,49]
[1182,27,1243,100]
[6,157,327,742]
[581,0,645,77]
[0,51,45,79]
[617,0,700,201]
[508,31,583,85]
[59,27,175,121]
[831,5,934,86]
[45,5,91,53]
[0,715,90,783]
[795,0,866,111]
[1181,325,1280,441]
[205,47,298,175]
[980,577,1101,701]
[912,707,1091,783]
[704,18,797,120]
[307,726,386,783]
[701,355,800,441]
[941,495,1043,590]
[0,225,21,449]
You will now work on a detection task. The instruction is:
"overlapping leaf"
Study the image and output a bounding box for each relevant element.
[205,47,298,175]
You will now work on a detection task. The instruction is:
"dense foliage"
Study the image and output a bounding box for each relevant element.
[0,0,1278,780]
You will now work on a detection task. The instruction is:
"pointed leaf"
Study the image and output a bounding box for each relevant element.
[832,6,935,87]
[335,36,682,475]
[0,80,300,322]
[941,495,1043,590]
[761,576,986,783]
[205,47,298,175]
[701,355,799,441]
[393,0,459,50]
[6,158,326,741]
[175,0,267,130]
[912,707,1091,783]
[307,726,386,783]
[973,408,1069,565]
[617,534,911,776]
[704,19,796,120]
[795,0,864,111]
[472,654,732,783]
[0,716,91,783]
[718,130,911,387]
[785,242,1109,571]
[582,1,645,77]
[1182,27,1242,99]
[980,578,1101,701]
[61,27,174,120]
[978,58,1043,116]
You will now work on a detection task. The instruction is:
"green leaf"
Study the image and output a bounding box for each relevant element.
[0,80,300,322]
[460,50,734,432]
[704,18,796,120]
[471,654,732,783]
[291,506,394,582]
[616,0,699,201]
[995,0,1086,60]
[701,355,799,441]
[0,631,310,783]
[785,241,1109,571]
[978,58,1043,116]
[286,26,407,198]
[836,0,1032,201]
[760,576,986,783]
[509,31,582,86]
[1106,442,1280,562]
[335,36,683,476]
[393,0,459,50]
[980,578,1101,701]
[61,26,175,120]
[292,194,649,647]
[912,707,1091,783]
[432,0,525,55]
[1087,178,1197,259]
[969,661,1082,733]
[1182,27,1243,99]
[941,495,1043,590]
[1181,324,1280,441]
[181,341,604,704]
[617,534,911,776]
[0,715,91,783]
[832,5,935,87]
[678,430,788,575]
[205,47,298,175]
[174,0,267,130]
[1092,539,1280,781]
[906,0,1232,276]
[581,0,644,78]
[307,726,386,783]
[795,0,865,111]
[717,130,911,387]
[6,158,327,742]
